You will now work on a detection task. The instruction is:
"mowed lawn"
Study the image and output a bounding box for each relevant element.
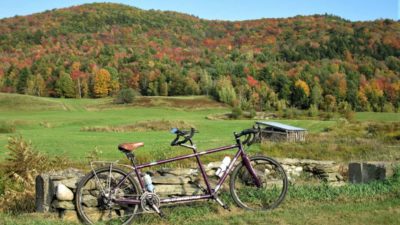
[0,93,337,162]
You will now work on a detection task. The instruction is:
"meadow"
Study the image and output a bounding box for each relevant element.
[0,93,339,162]
[1,93,400,225]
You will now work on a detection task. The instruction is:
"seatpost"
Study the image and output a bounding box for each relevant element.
[125,152,135,165]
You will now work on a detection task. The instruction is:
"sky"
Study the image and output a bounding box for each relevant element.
[0,0,398,21]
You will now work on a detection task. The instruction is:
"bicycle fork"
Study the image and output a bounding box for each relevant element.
[241,152,262,188]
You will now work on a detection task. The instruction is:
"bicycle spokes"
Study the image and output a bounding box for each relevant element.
[230,157,288,210]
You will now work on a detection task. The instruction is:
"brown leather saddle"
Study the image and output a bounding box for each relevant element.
[118,142,144,152]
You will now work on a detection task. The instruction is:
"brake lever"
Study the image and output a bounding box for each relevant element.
[242,133,252,145]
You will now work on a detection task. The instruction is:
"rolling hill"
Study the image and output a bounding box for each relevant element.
[0,3,399,112]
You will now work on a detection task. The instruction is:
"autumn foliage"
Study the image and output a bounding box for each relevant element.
[0,3,399,112]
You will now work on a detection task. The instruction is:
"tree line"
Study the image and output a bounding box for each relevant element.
[0,3,399,112]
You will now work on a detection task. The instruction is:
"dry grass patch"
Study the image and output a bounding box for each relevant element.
[81,120,195,132]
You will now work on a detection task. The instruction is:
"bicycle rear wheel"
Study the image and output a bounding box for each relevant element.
[75,166,141,225]
[230,156,288,210]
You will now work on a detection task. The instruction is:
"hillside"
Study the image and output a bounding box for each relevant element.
[0,3,399,112]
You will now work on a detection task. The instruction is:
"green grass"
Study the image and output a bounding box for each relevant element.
[355,112,400,122]
[1,196,399,225]
[1,93,400,224]
[0,93,335,162]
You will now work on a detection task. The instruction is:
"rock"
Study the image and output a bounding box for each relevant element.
[35,173,53,212]
[52,200,75,210]
[295,167,303,173]
[152,174,190,184]
[348,162,392,184]
[60,177,81,190]
[206,169,216,177]
[155,184,202,196]
[82,194,98,207]
[56,184,74,201]
[336,174,344,181]
[59,209,79,222]
[206,162,222,170]
[158,168,198,176]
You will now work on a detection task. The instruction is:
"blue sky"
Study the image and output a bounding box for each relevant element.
[0,0,398,21]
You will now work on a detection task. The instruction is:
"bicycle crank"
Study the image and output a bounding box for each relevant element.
[140,192,165,218]
[214,196,230,211]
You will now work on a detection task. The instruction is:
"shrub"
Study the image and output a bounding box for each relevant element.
[249,108,257,118]
[231,107,243,119]
[114,88,136,104]
[308,104,319,117]
[0,136,71,213]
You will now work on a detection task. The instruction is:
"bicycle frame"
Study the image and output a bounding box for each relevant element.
[111,137,261,206]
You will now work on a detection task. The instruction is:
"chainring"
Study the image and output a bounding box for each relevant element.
[140,192,161,212]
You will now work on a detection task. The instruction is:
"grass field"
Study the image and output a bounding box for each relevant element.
[2,185,400,225]
[1,93,399,225]
[0,93,338,162]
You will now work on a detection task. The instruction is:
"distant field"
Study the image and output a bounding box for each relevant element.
[0,93,336,162]
[355,112,400,122]
[0,93,397,162]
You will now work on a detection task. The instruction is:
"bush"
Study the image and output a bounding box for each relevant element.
[249,108,257,118]
[0,136,71,213]
[308,104,319,117]
[114,88,136,104]
[231,107,243,119]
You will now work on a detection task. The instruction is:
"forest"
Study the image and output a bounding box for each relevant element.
[0,3,399,112]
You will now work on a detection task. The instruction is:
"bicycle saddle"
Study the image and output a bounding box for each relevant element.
[118,142,144,152]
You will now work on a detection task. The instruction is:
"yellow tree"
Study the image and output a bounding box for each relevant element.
[94,69,111,98]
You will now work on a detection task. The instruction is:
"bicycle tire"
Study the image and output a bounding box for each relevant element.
[230,156,288,210]
[75,166,141,225]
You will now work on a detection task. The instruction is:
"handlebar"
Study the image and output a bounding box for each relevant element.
[234,128,260,146]
[170,127,260,147]
[170,128,196,146]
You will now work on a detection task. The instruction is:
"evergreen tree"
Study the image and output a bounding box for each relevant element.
[55,72,75,98]
[17,68,30,94]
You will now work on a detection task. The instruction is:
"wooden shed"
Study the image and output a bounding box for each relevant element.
[256,121,307,142]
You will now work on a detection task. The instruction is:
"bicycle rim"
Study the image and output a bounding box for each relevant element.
[230,156,288,210]
[76,167,141,225]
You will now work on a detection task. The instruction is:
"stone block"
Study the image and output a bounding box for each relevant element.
[349,162,393,184]
[60,177,81,190]
[35,173,54,212]
[52,200,75,210]
[152,174,190,184]
[155,184,202,196]
[348,163,362,183]
[158,168,198,176]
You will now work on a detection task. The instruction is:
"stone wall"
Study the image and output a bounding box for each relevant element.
[35,159,395,221]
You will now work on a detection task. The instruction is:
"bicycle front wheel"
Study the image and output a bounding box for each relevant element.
[230,156,288,210]
[75,166,141,225]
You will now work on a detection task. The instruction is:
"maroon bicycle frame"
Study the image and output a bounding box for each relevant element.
[113,137,261,205]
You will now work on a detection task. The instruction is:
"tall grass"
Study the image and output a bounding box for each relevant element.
[288,166,400,202]
[259,121,400,161]
[0,121,15,133]
[0,136,72,213]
